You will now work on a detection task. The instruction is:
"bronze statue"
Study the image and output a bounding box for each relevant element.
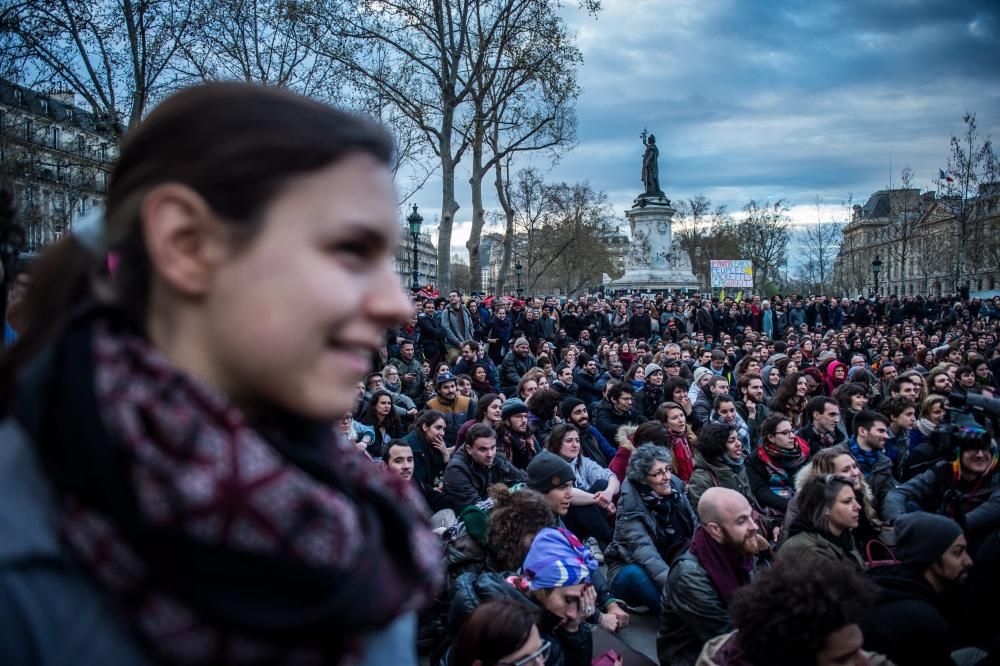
[640,129,664,197]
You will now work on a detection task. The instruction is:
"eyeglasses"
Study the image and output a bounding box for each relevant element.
[647,468,670,480]
[499,640,551,666]
[774,429,793,436]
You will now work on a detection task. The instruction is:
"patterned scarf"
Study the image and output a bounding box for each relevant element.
[848,437,880,476]
[761,438,806,469]
[25,313,442,664]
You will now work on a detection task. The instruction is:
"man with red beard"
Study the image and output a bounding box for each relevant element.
[657,488,770,666]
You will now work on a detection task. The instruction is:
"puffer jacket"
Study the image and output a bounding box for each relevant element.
[448,571,592,666]
[605,477,698,592]
[686,452,754,509]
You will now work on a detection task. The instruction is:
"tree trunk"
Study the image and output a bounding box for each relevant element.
[495,159,514,296]
[467,112,487,294]
[437,105,460,293]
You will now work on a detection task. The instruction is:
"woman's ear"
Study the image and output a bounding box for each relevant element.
[141,184,228,298]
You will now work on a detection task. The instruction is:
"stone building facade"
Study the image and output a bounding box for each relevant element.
[0,80,119,252]
[833,186,1000,298]
[394,227,438,290]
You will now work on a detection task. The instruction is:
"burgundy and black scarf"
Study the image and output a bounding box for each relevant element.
[20,311,442,664]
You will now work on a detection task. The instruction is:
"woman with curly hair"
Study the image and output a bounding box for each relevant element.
[358,388,408,451]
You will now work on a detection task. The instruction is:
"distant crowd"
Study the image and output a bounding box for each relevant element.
[357,289,1000,666]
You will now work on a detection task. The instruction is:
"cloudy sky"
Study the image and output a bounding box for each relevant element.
[405,0,1000,259]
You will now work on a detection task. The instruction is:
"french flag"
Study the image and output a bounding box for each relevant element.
[939,168,954,183]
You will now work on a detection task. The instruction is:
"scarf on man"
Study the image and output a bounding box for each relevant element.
[688,526,752,603]
[848,437,880,477]
[18,310,442,664]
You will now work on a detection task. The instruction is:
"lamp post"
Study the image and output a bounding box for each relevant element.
[515,261,523,298]
[871,254,882,297]
[406,204,423,293]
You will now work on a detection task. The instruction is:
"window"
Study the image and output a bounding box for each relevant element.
[79,197,88,215]
[25,119,33,140]
[78,135,85,156]
[100,143,108,161]
[52,127,60,148]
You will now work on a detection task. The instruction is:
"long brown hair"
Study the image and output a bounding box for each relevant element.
[0,83,393,407]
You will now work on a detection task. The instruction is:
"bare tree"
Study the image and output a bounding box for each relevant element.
[463,0,584,289]
[801,194,843,293]
[739,199,790,292]
[540,181,615,295]
[939,112,1000,291]
[673,195,739,288]
[4,0,195,132]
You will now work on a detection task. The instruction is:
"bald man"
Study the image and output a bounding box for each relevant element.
[657,488,769,666]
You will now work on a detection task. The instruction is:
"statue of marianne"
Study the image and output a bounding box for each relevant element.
[640,129,663,197]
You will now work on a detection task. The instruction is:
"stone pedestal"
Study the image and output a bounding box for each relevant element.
[612,196,699,292]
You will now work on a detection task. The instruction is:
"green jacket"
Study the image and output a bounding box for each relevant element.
[687,452,755,509]
[778,529,864,573]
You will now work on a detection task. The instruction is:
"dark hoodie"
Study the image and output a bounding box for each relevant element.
[859,564,957,666]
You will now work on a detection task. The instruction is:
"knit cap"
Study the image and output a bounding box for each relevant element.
[514,337,530,348]
[644,363,664,377]
[693,366,713,385]
[501,397,530,419]
[560,397,586,420]
[522,527,598,590]
[894,512,963,568]
[525,451,576,493]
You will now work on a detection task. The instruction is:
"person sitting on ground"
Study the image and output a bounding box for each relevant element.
[796,396,847,459]
[441,424,526,514]
[782,446,884,553]
[687,422,754,509]
[779,474,865,573]
[698,558,884,665]
[526,388,563,448]
[656,400,697,481]
[884,427,1000,551]
[605,445,698,613]
[455,393,502,448]
[449,527,599,666]
[709,394,752,452]
[591,382,644,443]
[843,410,896,516]
[426,371,477,450]
[657,488,770,666]
[546,423,619,548]
[560,397,616,468]
[447,599,561,666]
[693,376,732,431]
[746,415,811,517]
[859,512,977,666]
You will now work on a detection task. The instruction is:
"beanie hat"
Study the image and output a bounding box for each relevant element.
[514,337,530,348]
[435,371,457,387]
[894,512,963,568]
[644,363,664,377]
[501,397,529,419]
[525,451,576,493]
[560,397,586,420]
[693,366,713,385]
[523,527,597,590]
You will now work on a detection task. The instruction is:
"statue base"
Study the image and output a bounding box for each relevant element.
[612,199,699,293]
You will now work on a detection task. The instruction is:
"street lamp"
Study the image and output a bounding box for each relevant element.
[871,254,882,297]
[406,204,423,293]
[515,261,523,298]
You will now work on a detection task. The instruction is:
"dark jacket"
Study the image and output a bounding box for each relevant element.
[687,453,754,509]
[404,429,446,503]
[860,565,957,666]
[796,423,846,459]
[627,312,652,339]
[500,351,537,395]
[591,401,643,444]
[691,383,716,431]
[735,400,770,450]
[605,477,698,592]
[449,572,592,666]
[883,461,1000,541]
[417,311,446,360]
[579,424,617,468]
[847,440,896,517]
[745,441,810,515]
[441,448,526,514]
[637,382,665,421]
[574,370,603,405]
[657,550,761,666]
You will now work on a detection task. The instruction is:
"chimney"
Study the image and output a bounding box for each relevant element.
[48,90,76,107]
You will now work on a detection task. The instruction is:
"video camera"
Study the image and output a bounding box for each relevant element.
[930,391,999,458]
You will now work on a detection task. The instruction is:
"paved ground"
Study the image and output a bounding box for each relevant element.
[595,613,658,665]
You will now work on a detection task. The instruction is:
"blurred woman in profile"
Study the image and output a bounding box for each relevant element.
[0,83,441,664]
[447,599,548,666]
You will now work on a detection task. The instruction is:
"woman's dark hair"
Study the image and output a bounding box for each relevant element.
[414,409,446,433]
[632,420,671,447]
[833,382,866,412]
[729,558,877,665]
[796,474,855,532]
[473,393,502,422]
[546,422,580,456]
[0,83,394,407]
[527,388,561,420]
[697,422,735,460]
[664,376,689,400]
[487,486,556,571]
[359,389,404,434]
[449,598,540,666]
[760,414,790,444]
[769,372,806,415]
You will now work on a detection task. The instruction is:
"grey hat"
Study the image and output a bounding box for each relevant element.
[644,363,664,377]
[514,337,530,348]
[894,512,963,569]
[526,451,576,493]
[693,366,713,385]
[501,397,530,419]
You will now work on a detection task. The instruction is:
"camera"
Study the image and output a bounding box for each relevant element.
[931,392,997,460]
